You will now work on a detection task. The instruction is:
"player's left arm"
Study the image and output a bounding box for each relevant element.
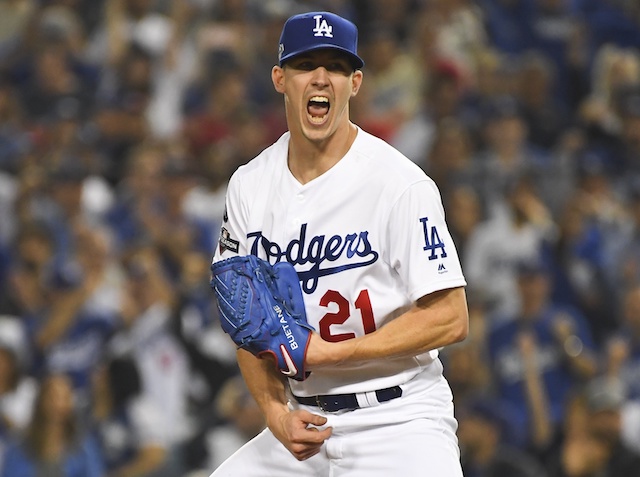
[306,286,468,367]
[309,177,469,366]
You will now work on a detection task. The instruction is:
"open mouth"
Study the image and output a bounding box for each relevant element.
[307,96,330,124]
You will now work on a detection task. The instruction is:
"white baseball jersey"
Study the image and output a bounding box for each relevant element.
[213,127,466,397]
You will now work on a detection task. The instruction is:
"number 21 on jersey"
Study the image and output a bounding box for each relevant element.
[318,289,375,342]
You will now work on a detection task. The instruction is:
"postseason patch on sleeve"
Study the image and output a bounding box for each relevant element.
[219,227,239,254]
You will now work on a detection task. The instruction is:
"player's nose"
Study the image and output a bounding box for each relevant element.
[310,66,330,86]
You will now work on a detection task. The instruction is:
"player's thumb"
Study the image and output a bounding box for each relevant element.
[307,414,333,439]
[306,414,329,427]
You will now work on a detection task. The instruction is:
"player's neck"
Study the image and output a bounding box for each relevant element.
[287,122,358,185]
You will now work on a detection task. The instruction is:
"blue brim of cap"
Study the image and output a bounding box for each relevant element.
[279,44,364,69]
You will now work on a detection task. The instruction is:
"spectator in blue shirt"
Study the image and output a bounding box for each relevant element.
[1,373,103,477]
[488,258,598,449]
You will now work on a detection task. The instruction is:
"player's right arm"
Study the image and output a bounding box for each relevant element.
[236,348,332,461]
[216,172,331,460]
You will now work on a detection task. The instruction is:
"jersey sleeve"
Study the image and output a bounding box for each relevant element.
[212,172,250,263]
[386,179,466,302]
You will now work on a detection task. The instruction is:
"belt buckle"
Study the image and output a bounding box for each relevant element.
[315,394,332,412]
[315,395,327,412]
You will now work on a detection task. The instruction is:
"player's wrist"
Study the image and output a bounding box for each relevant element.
[263,401,291,424]
[265,403,294,434]
[305,333,346,368]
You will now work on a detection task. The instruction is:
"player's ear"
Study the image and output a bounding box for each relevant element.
[272,66,285,93]
[350,70,363,97]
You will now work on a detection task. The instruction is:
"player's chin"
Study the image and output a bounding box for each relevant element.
[302,117,334,142]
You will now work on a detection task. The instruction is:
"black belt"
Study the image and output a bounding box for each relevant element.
[294,386,403,412]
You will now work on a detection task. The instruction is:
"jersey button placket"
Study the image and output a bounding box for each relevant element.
[291,193,305,230]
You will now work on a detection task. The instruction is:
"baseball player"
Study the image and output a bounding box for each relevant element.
[210,11,469,477]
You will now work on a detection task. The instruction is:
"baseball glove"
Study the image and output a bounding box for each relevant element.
[210,255,314,381]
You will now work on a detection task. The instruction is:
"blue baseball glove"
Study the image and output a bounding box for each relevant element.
[210,255,314,381]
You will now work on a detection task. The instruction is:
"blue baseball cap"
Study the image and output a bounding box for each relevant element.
[278,11,364,69]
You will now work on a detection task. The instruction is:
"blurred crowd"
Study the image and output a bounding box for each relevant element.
[0,0,640,476]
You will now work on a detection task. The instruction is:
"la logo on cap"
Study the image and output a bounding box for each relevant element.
[313,14,333,38]
[277,11,364,69]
